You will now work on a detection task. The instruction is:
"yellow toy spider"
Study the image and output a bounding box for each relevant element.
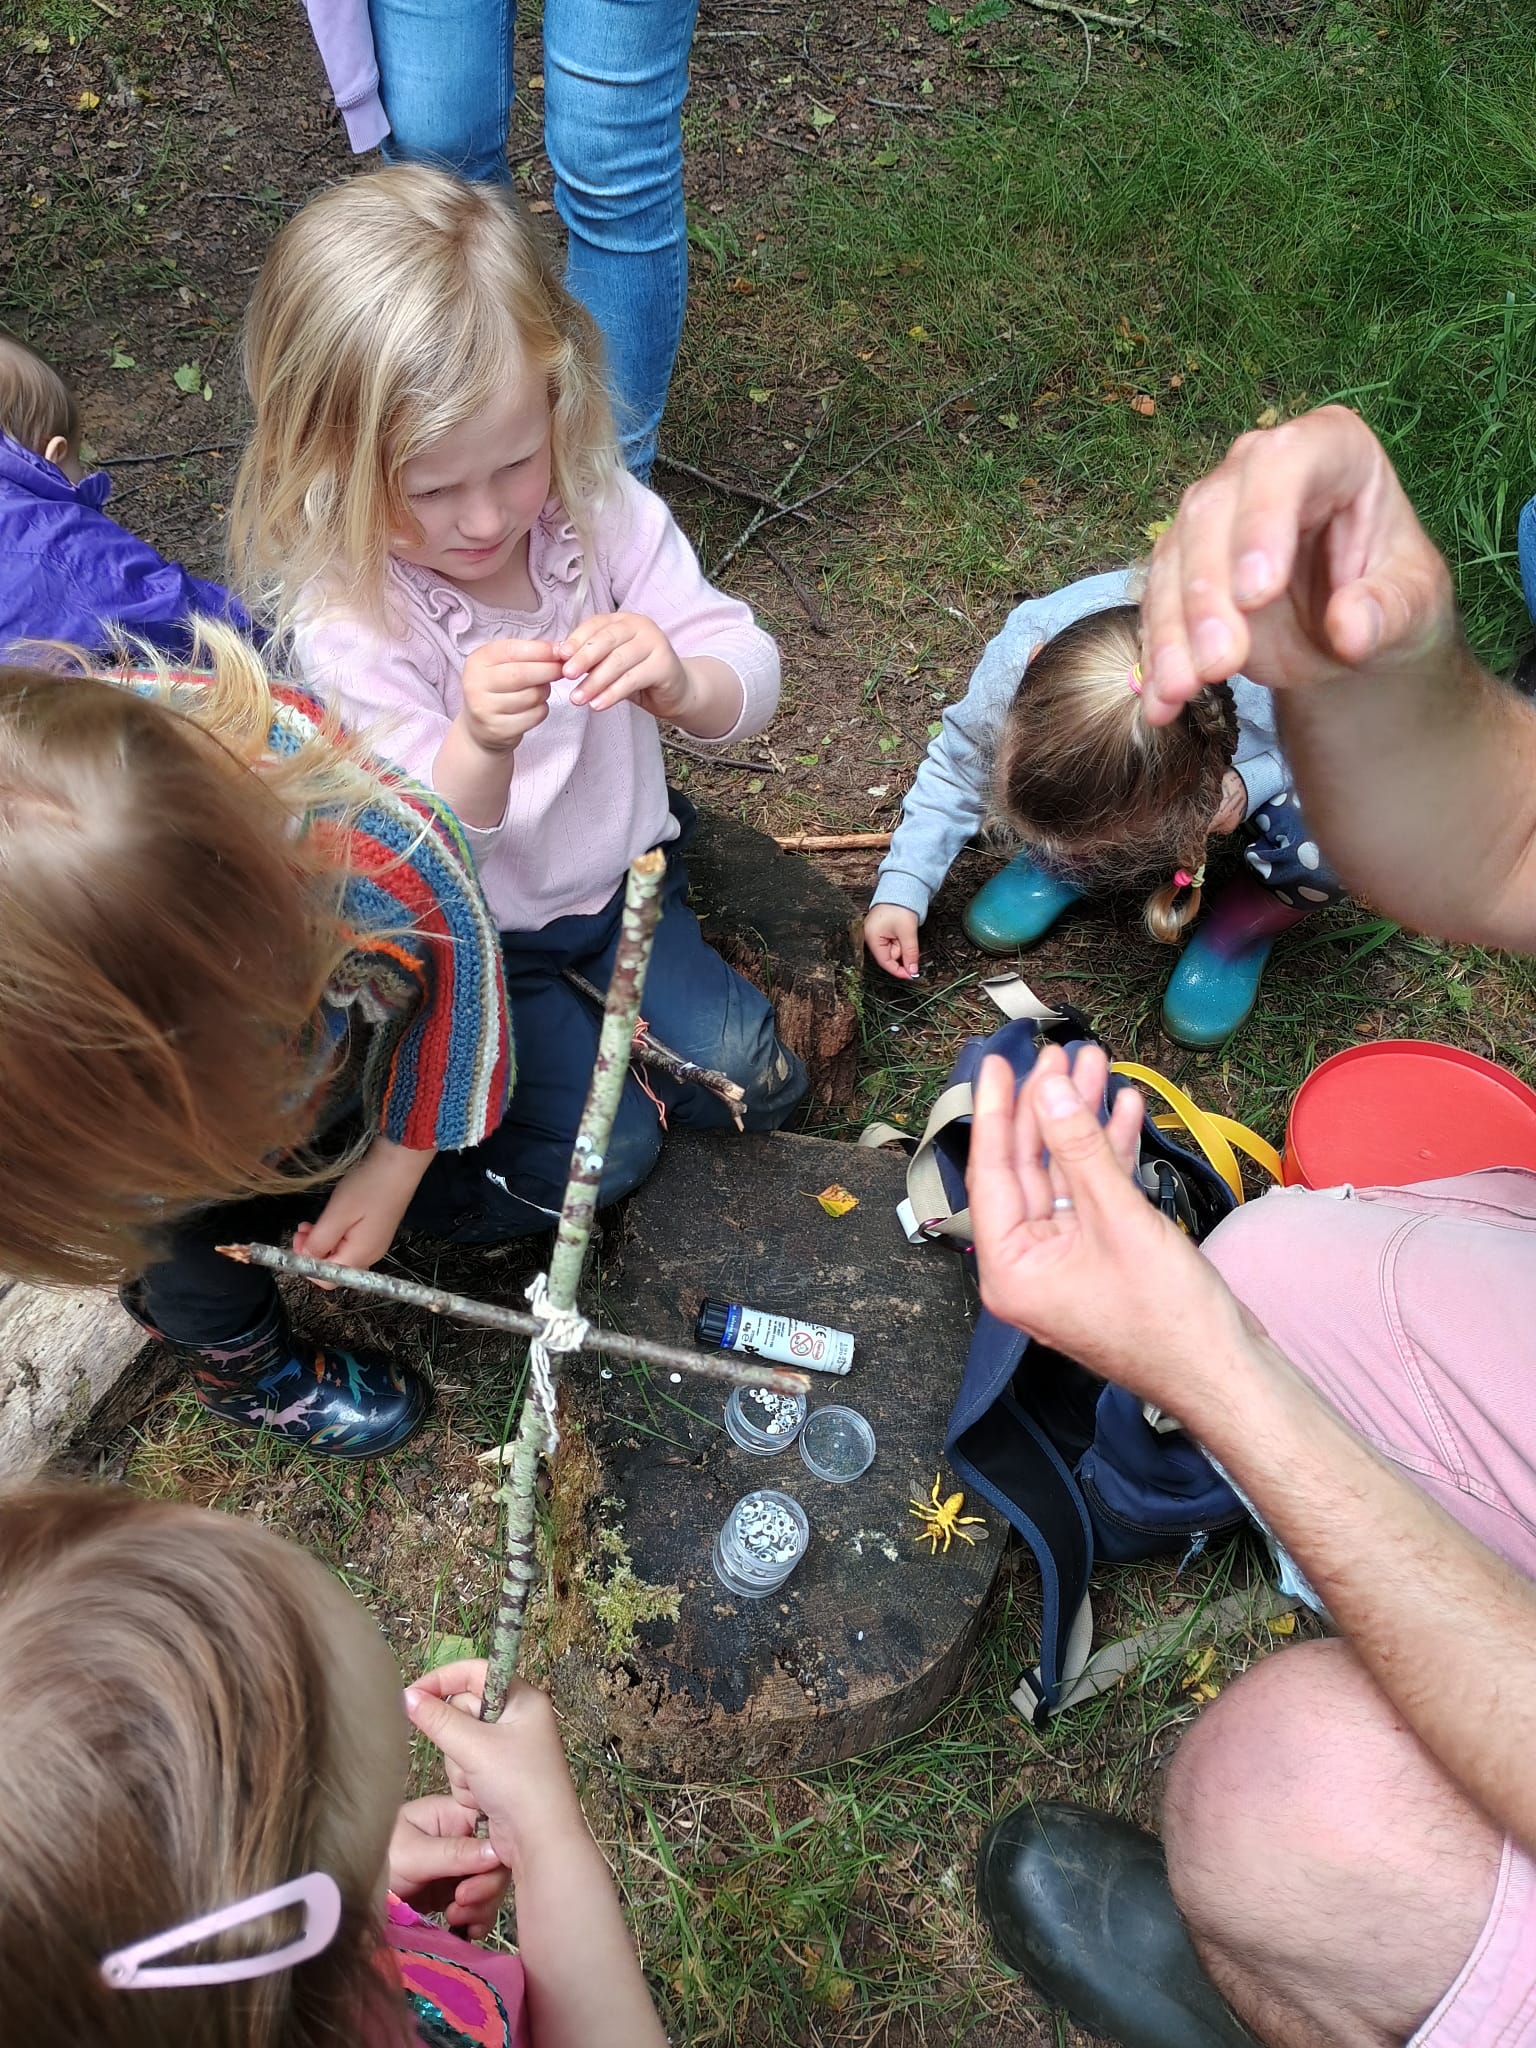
[909,1473,986,1554]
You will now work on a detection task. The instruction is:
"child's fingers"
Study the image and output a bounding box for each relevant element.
[479,637,562,664]
[291,1219,338,1289]
[409,1659,489,1706]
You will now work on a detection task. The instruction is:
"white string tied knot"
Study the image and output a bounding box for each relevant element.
[522,1272,590,1449]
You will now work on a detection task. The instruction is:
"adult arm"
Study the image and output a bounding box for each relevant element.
[1139,404,1536,948]
[967,1044,1536,1856]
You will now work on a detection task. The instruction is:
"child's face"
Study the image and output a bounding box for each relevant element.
[393,381,554,589]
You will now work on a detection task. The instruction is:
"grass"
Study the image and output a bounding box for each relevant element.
[676,0,1536,663]
[35,0,1536,2039]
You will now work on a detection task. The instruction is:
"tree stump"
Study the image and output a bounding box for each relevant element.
[545,1130,1003,1781]
[686,810,862,1107]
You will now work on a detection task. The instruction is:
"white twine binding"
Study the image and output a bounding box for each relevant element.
[522,1272,591,1451]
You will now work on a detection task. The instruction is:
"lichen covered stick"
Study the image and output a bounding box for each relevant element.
[218,1243,809,1397]
[482,848,670,1718]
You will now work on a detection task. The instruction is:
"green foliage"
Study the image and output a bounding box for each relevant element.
[765,4,1536,661]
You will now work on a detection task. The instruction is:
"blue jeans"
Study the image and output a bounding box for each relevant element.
[368,0,699,478]
[1519,494,1536,625]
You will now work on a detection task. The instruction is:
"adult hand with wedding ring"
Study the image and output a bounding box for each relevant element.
[966,1041,1257,1414]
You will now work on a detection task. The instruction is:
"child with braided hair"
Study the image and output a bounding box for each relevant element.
[864,570,1343,1044]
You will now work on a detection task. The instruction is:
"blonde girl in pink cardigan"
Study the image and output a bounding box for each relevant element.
[233,163,805,1241]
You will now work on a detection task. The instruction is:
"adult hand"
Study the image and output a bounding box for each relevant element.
[388,1796,510,1940]
[966,1042,1251,1412]
[863,903,921,979]
[403,1661,587,1879]
[460,638,561,752]
[1139,405,1456,726]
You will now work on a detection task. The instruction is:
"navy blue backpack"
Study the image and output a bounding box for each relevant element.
[865,977,1279,1722]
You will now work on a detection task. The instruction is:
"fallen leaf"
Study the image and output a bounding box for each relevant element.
[877,733,901,754]
[747,386,774,403]
[1130,393,1156,416]
[809,102,836,128]
[872,147,901,166]
[529,198,554,214]
[907,324,930,342]
[172,361,203,395]
[1181,1644,1216,1692]
[75,89,99,110]
[920,76,935,94]
[997,411,1019,429]
[1168,372,1184,389]
[1143,515,1173,541]
[109,346,135,370]
[1267,1610,1297,1636]
[20,32,49,51]
[727,276,756,296]
[815,1184,859,1218]
[527,71,544,88]
[745,776,765,794]
[1255,404,1281,428]
[426,1632,478,1669]
[865,783,888,797]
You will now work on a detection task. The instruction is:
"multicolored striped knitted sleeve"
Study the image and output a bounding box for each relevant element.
[269,688,514,1154]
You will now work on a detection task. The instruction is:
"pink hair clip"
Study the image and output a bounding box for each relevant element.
[1127,661,1144,695]
[1173,864,1206,891]
[100,1873,343,1991]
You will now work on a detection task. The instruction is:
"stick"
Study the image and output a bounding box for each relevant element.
[774,830,893,851]
[1016,0,1180,44]
[714,435,820,575]
[485,850,670,1712]
[758,536,831,635]
[654,454,813,524]
[662,735,782,775]
[104,442,234,467]
[561,968,748,1127]
[218,1242,807,1395]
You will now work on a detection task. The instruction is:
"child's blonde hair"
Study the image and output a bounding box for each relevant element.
[0,620,380,1286]
[0,1481,409,2047]
[994,603,1239,943]
[0,328,78,457]
[231,164,621,633]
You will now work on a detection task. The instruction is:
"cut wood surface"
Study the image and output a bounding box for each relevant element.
[688,811,862,1106]
[0,1283,153,1477]
[548,1130,1003,1781]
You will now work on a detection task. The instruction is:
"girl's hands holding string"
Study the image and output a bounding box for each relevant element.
[560,611,744,738]
[967,1043,1253,1417]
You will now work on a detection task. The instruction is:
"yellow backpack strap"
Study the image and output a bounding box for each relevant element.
[1109,1061,1278,1204]
[1168,1110,1284,1188]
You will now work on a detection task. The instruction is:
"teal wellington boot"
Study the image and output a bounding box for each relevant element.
[964,851,1083,952]
[1162,876,1310,1048]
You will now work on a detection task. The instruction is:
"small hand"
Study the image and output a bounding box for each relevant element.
[966,1042,1246,1412]
[863,904,921,979]
[403,1661,587,1877]
[294,1138,435,1281]
[560,612,689,719]
[1211,769,1247,836]
[388,1796,510,1941]
[1139,404,1455,726]
[460,637,562,753]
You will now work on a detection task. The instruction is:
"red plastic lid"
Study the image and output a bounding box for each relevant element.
[1284,1040,1536,1189]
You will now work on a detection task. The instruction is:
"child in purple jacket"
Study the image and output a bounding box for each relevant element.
[0,330,252,661]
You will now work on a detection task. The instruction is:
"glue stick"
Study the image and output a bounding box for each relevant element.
[694,1299,855,1376]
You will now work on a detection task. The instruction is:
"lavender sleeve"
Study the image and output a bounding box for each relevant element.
[295,608,453,782]
[303,0,389,152]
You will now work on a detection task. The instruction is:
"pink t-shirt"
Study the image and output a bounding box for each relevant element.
[296,475,781,933]
[379,1895,530,2047]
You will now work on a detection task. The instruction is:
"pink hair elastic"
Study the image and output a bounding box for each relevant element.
[1173,864,1206,891]
[100,1872,343,1991]
[1127,661,1144,695]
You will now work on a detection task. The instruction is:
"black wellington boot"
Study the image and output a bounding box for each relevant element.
[976,1802,1258,2048]
[122,1287,431,1458]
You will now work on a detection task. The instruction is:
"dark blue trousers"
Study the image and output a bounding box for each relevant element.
[137,817,805,1342]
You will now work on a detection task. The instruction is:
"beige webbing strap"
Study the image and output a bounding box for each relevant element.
[1010,1583,1303,1722]
[979,972,1071,1025]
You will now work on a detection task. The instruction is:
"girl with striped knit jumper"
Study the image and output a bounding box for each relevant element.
[232,166,806,1239]
[0,624,514,1458]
